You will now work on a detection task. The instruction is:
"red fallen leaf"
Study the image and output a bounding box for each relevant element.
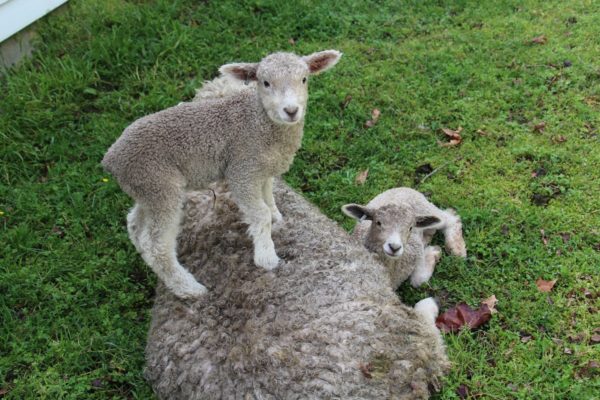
[436,302,492,333]
[439,127,463,147]
[364,108,381,128]
[531,35,547,44]
[481,295,498,314]
[533,121,546,133]
[536,278,557,292]
[355,169,369,185]
[359,362,373,378]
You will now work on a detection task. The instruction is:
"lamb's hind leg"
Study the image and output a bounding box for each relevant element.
[442,208,467,257]
[137,195,207,299]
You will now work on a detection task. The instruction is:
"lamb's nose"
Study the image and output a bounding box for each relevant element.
[388,243,402,252]
[284,106,298,118]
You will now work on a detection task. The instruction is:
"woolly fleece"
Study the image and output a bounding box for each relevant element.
[144,181,449,399]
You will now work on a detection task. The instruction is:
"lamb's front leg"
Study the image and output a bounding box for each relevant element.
[262,177,283,224]
[231,178,280,270]
[410,245,441,287]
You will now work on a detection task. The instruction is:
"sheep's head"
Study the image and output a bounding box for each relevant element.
[342,203,440,259]
[219,50,342,125]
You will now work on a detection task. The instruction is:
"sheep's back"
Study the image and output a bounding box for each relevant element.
[144,181,449,399]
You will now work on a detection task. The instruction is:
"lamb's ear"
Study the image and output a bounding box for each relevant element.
[302,50,342,75]
[341,204,373,221]
[219,63,259,81]
[415,215,441,228]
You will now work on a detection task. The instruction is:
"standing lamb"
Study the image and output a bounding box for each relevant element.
[101,50,342,299]
[342,187,466,289]
[144,181,450,399]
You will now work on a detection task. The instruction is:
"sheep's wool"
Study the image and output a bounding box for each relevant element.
[145,181,449,399]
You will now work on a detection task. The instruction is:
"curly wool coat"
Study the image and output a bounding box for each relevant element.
[144,181,449,399]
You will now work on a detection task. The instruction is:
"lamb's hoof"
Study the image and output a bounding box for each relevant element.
[170,280,208,299]
[254,250,280,271]
[426,245,442,262]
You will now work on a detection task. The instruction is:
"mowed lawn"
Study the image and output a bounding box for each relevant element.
[1,0,599,398]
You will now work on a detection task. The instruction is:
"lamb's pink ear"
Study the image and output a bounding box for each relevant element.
[219,63,258,81]
[415,215,441,228]
[341,204,373,221]
[302,50,342,74]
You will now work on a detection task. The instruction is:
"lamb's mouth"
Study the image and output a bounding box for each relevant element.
[383,249,402,258]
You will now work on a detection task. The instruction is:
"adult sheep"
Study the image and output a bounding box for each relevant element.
[102,50,342,299]
[144,181,450,399]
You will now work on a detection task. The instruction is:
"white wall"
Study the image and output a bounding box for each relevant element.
[0,0,68,43]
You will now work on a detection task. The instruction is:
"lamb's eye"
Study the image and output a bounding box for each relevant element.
[376,221,382,226]
[263,81,270,88]
[302,77,307,84]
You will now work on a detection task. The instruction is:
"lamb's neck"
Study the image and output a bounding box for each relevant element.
[273,120,305,150]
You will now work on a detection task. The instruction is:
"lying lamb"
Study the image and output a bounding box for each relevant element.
[144,181,450,399]
[102,50,341,298]
[342,187,466,289]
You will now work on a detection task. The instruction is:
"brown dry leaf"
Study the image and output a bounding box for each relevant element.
[355,169,369,185]
[439,127,463,147]
[481,295,498,314]
[533,121,546,133]
[540,229,548,246]
[435,302,492,333]
[520,331,533,343]
[591,334,600,345]
[553,135,567,143]
[536,278,557,292]
[0,388,9,396]
[477,129,488,136]
[456,384,469,399]
[364,108,381,128]
[288,38,296,46]
[531,35,547,44]
[340,94,352,110]
[359,363,373,379]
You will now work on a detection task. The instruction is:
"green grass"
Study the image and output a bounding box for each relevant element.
[1,0,599,398]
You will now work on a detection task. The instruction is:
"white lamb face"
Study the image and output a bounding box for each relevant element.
[342,203,441,260]
[219,50,342,126]
[256,55,309,125]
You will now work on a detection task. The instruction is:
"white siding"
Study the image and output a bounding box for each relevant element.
[0,0,68,42]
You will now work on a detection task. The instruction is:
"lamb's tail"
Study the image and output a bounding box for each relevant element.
[441,208,467,258]
[192,75,255,102]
